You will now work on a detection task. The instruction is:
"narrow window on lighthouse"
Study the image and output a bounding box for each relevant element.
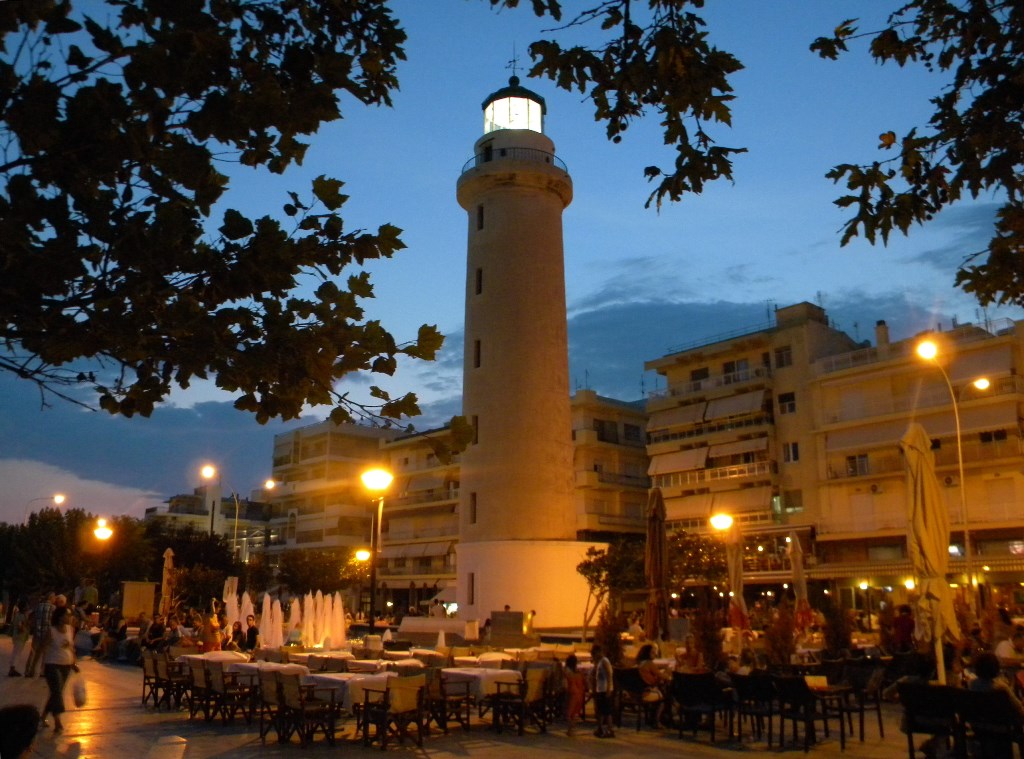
[475,267,483,294]
[474,339,481,368]
[476,204,484,230]
[469,492,477,524]
[472,415,479,445]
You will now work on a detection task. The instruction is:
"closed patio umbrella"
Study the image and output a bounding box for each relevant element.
[788,531,813,631]
[725,523,748,632]
[158,548,175,616]
[643,487,670,642]
[901,421,959,683]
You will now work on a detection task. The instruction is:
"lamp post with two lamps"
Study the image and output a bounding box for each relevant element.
[360,468,393,634]
[200,464,275,559]
[916,338,990,614]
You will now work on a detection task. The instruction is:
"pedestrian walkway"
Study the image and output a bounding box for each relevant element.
[0,637,913,758]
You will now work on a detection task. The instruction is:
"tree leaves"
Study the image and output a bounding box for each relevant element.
[0,0,435,426]
[815,1,1024,305]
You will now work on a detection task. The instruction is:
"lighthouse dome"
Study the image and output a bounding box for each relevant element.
[482,75,546,133]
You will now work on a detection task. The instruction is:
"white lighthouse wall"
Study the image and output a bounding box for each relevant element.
[456,539,605,627]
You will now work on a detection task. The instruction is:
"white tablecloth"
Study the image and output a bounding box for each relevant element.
[382,649,413,661]
[442,667,521,698]
[304,671,397,709]
[347,659,386,673]
[178,650,249,665]
[290,651,355,666]
[231,661,309,677]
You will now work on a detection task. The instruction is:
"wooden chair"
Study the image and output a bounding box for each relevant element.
[206,661,255,725]
[838,663,886,741]
[614,667,658,732]
[426,669,473,734]
[362,673,428,749]
[279,672,339,747]
[154,653,189,711]
[186,659,214,720]
[896,681,962,759]
[731,671,777,745]
[958,687,1024,758]
[670,671,734,743]
[140,649,159,707]
[773,674,844,753]
[257,670,290,743]
[493,668,548,735]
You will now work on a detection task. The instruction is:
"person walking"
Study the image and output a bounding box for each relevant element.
[41,606,77,735]
[7,597,30,676]
[590,643,615,738]
[25,593,56,678]
[564,653,587,736]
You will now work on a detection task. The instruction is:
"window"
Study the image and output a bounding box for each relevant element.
[775,345,793,368]
[980,429,1008,443]
[593,419,619,444]
[623,423,642,444]
[473,339,481,368]
[475,267,483,294]
[778,392,796,414]
[469,492,477,524]
[723,358,749,383]
[783,442,799,463]
[468,572,475,605]
[846,454,869,477]
[472,415,479,445]
[476,205,484,230]
[690,367,709,383]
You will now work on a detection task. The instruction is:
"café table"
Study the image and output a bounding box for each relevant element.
[442,667,522,699]
[347,658,388,673]
[290,650,354,667]
[382,649,413,661]
[179,650,249,665]
[305,671,398,709]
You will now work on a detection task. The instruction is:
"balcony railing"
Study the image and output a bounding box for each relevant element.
[648,366,772,400]
[653,460,774,488]
[389,489,459,507]
[816,499,1022,534]
[461,146,568,174]
[826,437,1021,479]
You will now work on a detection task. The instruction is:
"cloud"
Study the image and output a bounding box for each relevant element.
[0,459,165,526]
[903,202,999,272]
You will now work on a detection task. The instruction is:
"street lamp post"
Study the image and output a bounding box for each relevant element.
[360,467,393,634]
[916,338,990,614]
[200,465,221,538]
[22,493,66,524]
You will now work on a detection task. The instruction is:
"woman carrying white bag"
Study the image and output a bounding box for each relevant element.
[41,606,78,734]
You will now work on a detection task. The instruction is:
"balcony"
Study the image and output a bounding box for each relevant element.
[826,436,1021,479]
[654,460,774,489]
[576,469,650,489]
[648,412,774,445]
[388,488,459,508]
[648,366,772,401]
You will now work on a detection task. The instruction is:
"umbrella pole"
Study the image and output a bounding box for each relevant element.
[934,635,946,685]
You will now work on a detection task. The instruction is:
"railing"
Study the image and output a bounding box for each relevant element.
[815,319,1015,376]
[652,460,774,488]
[826,436,1021,479]
[662,321,774,356]
[597,471,650,488]
[460,146,568,174]
[816,499,1022,534]
[384,527,458,541]
[389,488,459,507]
[648,366,772,400]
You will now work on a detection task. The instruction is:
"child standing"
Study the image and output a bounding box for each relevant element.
[590,644,615,738]
[564,654,587,736]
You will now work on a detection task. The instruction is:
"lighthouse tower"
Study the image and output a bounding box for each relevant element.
[455,77,594,627]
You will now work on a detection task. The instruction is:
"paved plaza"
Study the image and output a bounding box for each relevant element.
[0,637,916,759]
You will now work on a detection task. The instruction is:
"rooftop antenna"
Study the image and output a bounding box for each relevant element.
[640,373,646,399]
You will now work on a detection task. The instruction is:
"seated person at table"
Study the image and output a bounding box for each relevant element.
[94,608,126,660]
[994,630,1024,665]
[287,623,303,645]
[224,621,245,652]
[636,643,668,727]
[162,615,194,650]
[244,615,260,651]
[970,652,1024,702]
[142,615,165,650]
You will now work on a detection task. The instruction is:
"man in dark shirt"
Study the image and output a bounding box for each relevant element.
[244,615,260,651]
[24,593,56,677]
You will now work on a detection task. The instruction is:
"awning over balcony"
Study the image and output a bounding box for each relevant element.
[665,492,713,522]
[379,541,453,559]
[407,475,447,492]
[647,447,708,475]
[704,390,765,421]
[708,437,769,459]
[648,401,706,431]
[713,486,772,514]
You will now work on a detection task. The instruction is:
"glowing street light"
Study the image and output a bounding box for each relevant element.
[709,513,733,531]
[22,493,67,523]
[93,518,113,540]
[360,467,394,633]
[916,337,990,613]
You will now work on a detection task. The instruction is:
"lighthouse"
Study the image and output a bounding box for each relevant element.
[455,76,594,627]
